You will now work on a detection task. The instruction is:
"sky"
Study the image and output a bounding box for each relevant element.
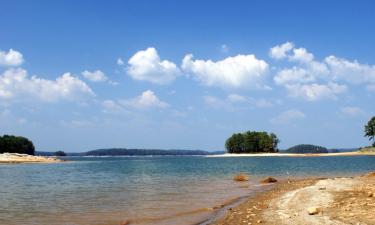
[1,0,375,152]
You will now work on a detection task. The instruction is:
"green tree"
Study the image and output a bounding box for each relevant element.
[365,116,375,147]
[55,151,67,156]
[0,135,35,155]
[225,131,279,153]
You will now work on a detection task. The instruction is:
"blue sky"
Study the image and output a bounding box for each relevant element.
[1,0,375,152]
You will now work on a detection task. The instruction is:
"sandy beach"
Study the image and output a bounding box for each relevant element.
[208,151,375,157]
[0,153,62,163]
[213,172,375,225]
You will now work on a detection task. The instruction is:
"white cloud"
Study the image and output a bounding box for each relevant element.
[120,90,169,109]
[271,41,375,100]
[102,100,124,113]
[0,49,24,66]
[274,67,315,85]
[270,109,305,124]
[325,55,375,84]
[269,42,294,60]
[127,47,180,84]
[117,58,124,66]
[0,68,94,102]
[289,47,314,63]
[285,83,347,101]
[82,70,108,82]
[182,54,268,88]
[340,107,364,117]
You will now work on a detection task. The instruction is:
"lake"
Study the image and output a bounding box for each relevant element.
[1,155,375,225]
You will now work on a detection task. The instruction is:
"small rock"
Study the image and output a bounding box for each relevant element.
[257,220,262,223]
[318,187,326,190]
[368,192,373,197]
[261,177,278,183]
[307,207,320,215]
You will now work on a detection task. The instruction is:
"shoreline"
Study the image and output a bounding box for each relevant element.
[211,172,375,225]
[208,151,375,157]
[0,153,62,163]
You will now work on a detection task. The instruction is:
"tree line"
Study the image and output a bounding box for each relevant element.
[225,131,279,153]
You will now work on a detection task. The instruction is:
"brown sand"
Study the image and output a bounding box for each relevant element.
[213,173,375,225]
[0,153,62,163]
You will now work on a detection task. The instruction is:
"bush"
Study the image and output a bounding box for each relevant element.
[0,135,35,155]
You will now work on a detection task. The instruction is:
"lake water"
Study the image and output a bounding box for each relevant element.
[1,155,375,225]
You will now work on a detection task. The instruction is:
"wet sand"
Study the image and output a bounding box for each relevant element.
[0,153,62,163]
[213,172,375,225]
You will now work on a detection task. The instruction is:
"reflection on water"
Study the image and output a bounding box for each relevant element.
[0,156,374,225]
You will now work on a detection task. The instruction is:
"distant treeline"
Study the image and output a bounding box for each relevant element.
[225,131,279,153]
[36,149,225,156]
[284,144,328,154]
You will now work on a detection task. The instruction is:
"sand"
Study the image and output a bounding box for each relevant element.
[208,151,375,157]
[213,173,375,225]
[0,152,62,163]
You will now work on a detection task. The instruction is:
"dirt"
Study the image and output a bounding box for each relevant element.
[213,172,375,225]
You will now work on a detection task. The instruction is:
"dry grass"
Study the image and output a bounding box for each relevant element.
[233,173,249,182]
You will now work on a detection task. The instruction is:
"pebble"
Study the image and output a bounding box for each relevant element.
[307,207,320,215]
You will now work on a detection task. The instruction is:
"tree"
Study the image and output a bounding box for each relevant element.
[365,116,375,147]
[0,135,35,155]
[225,131,279,153]
[285,144,328,154]
[55,151,67,156]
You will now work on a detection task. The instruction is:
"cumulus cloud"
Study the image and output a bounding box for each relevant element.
[271,41,375,100]
[270,109,305,124]
[120,90,169,109]
[285,83,347,101]
[126,47,180,84]
[82,70,108,82]
[0,68,94,102]
[274,67,315,85]
[325,56,375,84]
[269,42,294,60]
[0,49,24,66]
[182,54,268,89]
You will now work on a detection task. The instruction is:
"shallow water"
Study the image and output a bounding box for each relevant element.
[0,155,374,225]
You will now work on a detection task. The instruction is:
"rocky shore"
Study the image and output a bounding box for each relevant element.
[214,172,375,225]
[0,153,62,163]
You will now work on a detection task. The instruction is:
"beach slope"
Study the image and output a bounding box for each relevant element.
[214,173,375,225]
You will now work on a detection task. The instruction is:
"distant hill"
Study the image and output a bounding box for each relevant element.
[284,144,328,154]
[36,149,224,156]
